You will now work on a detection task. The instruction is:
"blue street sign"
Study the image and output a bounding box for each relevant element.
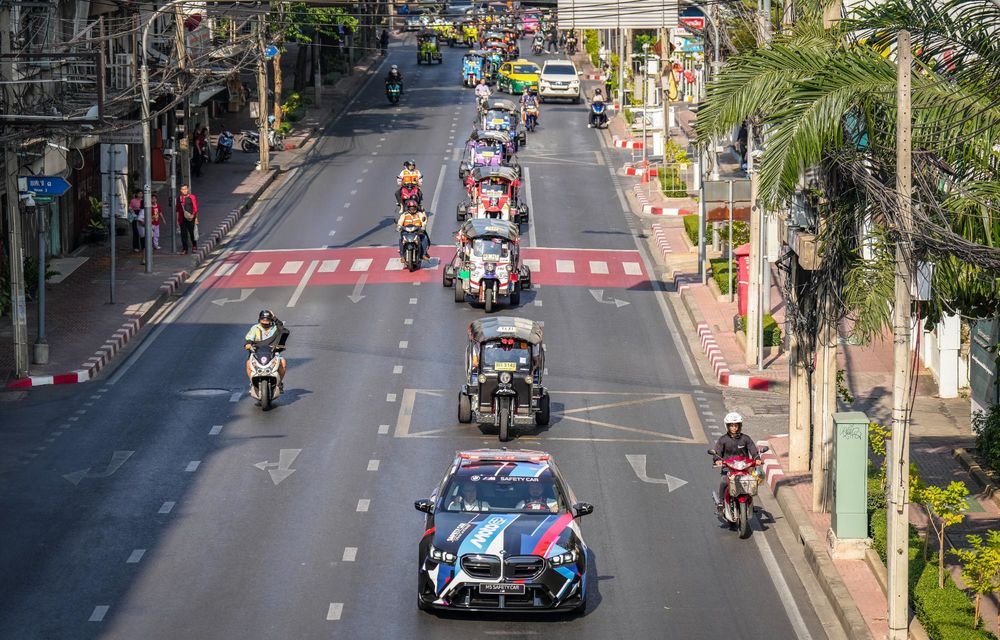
[264,45,279,60]
[24,176,71,197]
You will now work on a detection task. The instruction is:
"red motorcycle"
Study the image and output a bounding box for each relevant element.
[708,446,768,539]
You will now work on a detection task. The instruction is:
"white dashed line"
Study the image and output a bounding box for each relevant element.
[378,424,390,435]
[387,393,397,402]
[534,300,543,306]
[319,260,340,273]
[185,461,201,472]
[336,216,344,222]
[393,365,403,374]
[158,501,175,514]
[367,459,380,471]
[404,318,413,325]
[126,549,146,564]
[555,260,575,273]
[327,603,344,621]
[356,499,370,512]
[409,298,418,304]
[89,606,109,622]
[350,258,372,271]
[280,261,303,275]
[84,402,94,407]
[623,261,642,275]
[247,262,270,275]
[68,417,79,422]
[75,409,86,415]
[209,425,223,435]
[350,190,357,195]
[343,547,358,562]
[399,341,408,349]
[328,230,337,236]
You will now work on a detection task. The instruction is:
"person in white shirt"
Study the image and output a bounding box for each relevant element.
[448,483,491,512]
[516,482,558,512]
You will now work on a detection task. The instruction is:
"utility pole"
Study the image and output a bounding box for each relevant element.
[1,6,29,379]
[787,261,810,471]
[745,122,761,367]
[257,14,270,172]
[33,202,48,364]
[887,29,913,640]
[174,4,190,213]
[812,288,836,512]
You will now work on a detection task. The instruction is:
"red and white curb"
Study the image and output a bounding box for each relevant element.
[643,205,693,216]
[695,322,772,391]
[634,184,651,208]
[583,73,606,81]
[622,163,658,177]
[612,136,643,150]
[757,443,785,493]
[651,223,673,260]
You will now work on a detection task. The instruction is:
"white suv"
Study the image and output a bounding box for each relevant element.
[538,59,581,102]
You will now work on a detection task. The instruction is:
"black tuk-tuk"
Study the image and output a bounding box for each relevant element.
[459,316,549,441]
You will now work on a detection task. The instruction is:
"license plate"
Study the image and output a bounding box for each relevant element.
[494,362,517,371]
[479,583,525,595]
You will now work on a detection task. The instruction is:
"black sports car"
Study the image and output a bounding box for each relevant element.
[414,449,594,612]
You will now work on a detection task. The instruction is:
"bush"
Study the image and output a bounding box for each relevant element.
[281,92,306,123]
[913,558,997,640]
[709,258,735,295]
[583,29,599,68]
[683,214,699,246]
[717,221,750,249]
[658,166,687,197]
[973,404,1000,472]
[870,507,888,563]
[737,313,782,348]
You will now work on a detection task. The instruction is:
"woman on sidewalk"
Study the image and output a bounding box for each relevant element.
[128,191,142,253]
[176,184,199,255]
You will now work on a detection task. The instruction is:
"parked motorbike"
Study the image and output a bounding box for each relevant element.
[399,224,425,272]
[386,80,402,104]
[524,105,539,132]
[588,101,608,129]
[240,128,285,153]
[215,130,234,162]
[248,342,284,411]
[708,446,769,538]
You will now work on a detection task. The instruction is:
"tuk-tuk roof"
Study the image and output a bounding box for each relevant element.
[460,218,520,242]
[487,98,519,112]
[469,317,543,345]
[471,165,519,182]
[471,129,511,143]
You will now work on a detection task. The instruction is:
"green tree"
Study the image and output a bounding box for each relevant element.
[952,531,1000,629]
[917,481,970,588]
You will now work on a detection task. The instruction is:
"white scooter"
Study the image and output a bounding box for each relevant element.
[248,342,284,410]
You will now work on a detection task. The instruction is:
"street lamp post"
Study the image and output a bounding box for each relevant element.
[641,42,649,169]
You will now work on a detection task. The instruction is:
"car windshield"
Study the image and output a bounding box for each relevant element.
[545,65,576,76]
[482,341,531,373]
[513,64,538,75]
[472,238,510,259]
[480,181,506,196]
[441,461,568,513]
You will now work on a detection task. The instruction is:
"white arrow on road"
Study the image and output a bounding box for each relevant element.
[625,454,687,492]
[254,448,302,485]
[212,288,255,306]
[589,289,630,308]
[63,450,135,485]
[348,274,368,303]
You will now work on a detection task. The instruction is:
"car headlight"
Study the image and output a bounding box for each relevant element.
[478,373,487,383]
[548,549,578,566]
[570,80,580,87]
[499,372,512,384]
[429,546,457,565]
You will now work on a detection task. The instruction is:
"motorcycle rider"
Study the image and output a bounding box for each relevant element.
[244,309,286,392]
[474,77,492,111]
[397,199,430,261]
[520,86,540,125]
[713,412,761,511]
[588,87,607,128]
[395,160,423,210]
[385,64,403,94]
[531,31,545,54]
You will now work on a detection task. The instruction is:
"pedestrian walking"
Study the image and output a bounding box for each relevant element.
[545,27,558,53]
[128,191,142,252]
[150,194,163,250]
[136,201,147,265]
[176,184,199,254]
[192,127,209,177]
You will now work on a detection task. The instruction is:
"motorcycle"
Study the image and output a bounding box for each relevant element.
[524,105,539,132]
[531,36,544,55]
[215,130,234,163]
[565,35,578,55]
[240,128,285,153]
[399,224,425,272]
[708,446,769,539]
[476,93,490,115]
[248,342,284,411]
[386,80,402,104]
[588,101,608,129]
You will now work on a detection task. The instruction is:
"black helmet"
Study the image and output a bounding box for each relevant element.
[404,159,416,169]
[595,87,602,95]
[258,309,275,324]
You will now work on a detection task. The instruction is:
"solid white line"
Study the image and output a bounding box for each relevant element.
[326,602,344,621]
[754,526,814,640]
[158,501,175,514]
[229,391,241,403]
[356,499,370,512]
[523,166,537,247]
[185,461,200,472]
[89,606,109,622]
[343,547,358,562]
[378,424,390,435]
[126,549,146,564]
[209,424,223,435]
[367,459,380,471]
[287,260,319,308]
[425,163,448,236]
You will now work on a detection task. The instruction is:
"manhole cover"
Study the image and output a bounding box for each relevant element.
[180,388,231,398]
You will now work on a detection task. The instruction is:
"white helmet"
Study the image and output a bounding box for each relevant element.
[723,412,744,427]
[391,64,398,71]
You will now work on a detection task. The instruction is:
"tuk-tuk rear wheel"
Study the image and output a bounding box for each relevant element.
[535,392,550,426]
[458,392,472,423]
[454,279,465,303]
[510,288,521,306]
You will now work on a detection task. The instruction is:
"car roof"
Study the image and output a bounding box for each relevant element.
[460,218,520,241]
[469,316,544,344]
[542,59,577,69]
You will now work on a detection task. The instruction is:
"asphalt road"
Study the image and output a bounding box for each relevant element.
[0,39,832,639]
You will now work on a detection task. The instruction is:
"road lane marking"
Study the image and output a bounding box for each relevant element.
[387,393,397,402]
[754,524,814,639]
[523,259,540,272]
[247,262,270,275]
[367,459,380,471]
[344,202,351,208]
[413,281,421,286]
[356,499,370,512]
[319,259,340,273]
[404,318,413,325]
[89,606,109,622]
[350,258,372,271]
[280,261,303,275]
[287,260,319,308]
[409,297,418,304]
[534,300,542,306]
[523,166,537,247]
[589,261,609,274]
[185,461,200,472]
[158,501,175,514]
[356,178,364,183]
[213,262,237,277]
[385,259,404,271]
[326,603,344,620]
[393,365,403,374]
[343,547,358,562]
[378,424,390,435]
[230,391,241,403]
[126,549,146,564]
[555,260,575,273]
[336,216,344,221]
[209,425,223,435]
[328,230,337,237]
[623,261,642,275]
[425,163,448,236]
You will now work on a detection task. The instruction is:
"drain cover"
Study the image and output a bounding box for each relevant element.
[180,388,231,397]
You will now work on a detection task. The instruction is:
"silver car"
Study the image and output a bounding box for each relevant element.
[538,60,581,103]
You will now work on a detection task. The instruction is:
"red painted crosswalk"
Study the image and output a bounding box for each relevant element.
[201,246,650,291]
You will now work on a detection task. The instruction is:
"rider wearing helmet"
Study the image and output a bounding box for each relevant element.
[713,412,760,510]
[475,77,492,110]
[395,160,424,209]
[519,86,539,125]
[396,199,430,261]
[588,88,607,129]
[386,64,403,93]
[244,309,286,391]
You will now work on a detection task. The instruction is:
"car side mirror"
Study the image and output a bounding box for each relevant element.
[707,449,717,456]
[572,502,594,518]
[759,446,770,454]
[414,499,434,514]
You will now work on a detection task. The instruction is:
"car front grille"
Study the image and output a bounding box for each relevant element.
[461,554,501,579]
[506,555,545,579]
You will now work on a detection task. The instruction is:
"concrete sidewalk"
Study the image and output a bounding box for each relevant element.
[1,51,385,389]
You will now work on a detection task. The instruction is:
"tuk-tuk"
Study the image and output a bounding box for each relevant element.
[482,98,526,148]
[445,218,531,312]
[430,20,460,46]
[416,31,443,65]
[459,129,517,180]
[499,27,520,57]
[461,50,488,87]
[461,20,478,47]
[458,316,550,441]
[457,165,529,224]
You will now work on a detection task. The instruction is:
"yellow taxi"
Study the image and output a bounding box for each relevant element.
[496,59,540,94]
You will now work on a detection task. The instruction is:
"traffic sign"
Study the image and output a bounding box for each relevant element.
[680,7,705,31]
[22,176,71,197]
[263,45,279,60]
